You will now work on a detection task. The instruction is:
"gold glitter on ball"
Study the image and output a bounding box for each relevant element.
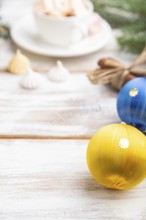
[119,138,129,149]
[129,88,138,97]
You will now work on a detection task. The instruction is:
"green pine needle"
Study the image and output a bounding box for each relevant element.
[0,25,10,39]
[92,0,146,53]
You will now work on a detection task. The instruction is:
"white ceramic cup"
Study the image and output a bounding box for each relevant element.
[33,1,93,46]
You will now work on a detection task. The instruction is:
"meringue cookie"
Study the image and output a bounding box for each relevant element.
[20,68,44,90]
[48,61,70,82]
[8,50,30,74]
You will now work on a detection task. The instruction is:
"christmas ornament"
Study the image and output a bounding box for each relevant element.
[88,46,146,90]
[8,50,30,75]
[48,61,70,82]
[86,123,146,190]
[117,77,146,131]
[20,68,44,90]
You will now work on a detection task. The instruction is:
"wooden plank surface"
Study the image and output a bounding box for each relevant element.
[1,34,141,220]
[0,139,145,220]
[0,73,118,138]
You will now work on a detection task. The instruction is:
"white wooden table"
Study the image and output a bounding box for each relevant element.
[0,37,146,220]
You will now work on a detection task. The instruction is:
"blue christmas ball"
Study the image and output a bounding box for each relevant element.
[117,77,146,131]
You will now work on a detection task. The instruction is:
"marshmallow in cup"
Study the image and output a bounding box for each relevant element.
[33,0,94,46]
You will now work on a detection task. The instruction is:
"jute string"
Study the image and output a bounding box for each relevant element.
[88,46,146,90]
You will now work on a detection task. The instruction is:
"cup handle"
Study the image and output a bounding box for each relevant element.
[70,22,88,44]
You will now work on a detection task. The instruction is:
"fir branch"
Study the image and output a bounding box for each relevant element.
[92,0,146,53]
[121,21,146,33]
[0,25,10,39]
[118,32,146,53]
[96,7,138,28]
[92,0,146,15]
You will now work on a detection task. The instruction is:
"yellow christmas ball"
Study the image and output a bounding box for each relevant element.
[86,123,146,190]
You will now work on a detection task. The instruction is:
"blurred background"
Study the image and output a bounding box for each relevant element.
[0,0,146,54]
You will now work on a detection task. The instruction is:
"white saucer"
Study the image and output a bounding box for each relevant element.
[11,14,112,57]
